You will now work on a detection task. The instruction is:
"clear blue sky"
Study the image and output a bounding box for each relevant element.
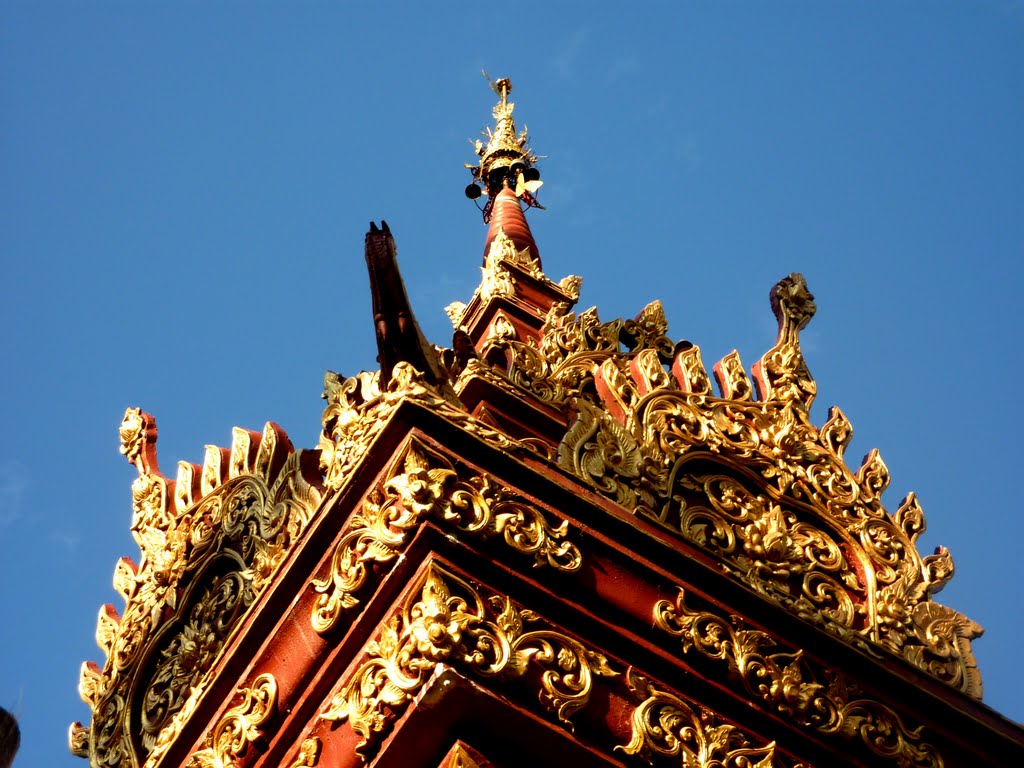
[2,3,1022,765]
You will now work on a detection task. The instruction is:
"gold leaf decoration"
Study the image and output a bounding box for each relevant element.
[287,737,321,768]
[675,475,861,644]
[68,722,90,758]
[558,274,582,301]
[654,588,944,767]
[617,668,778,767]
[119,407,148,464]
[74,413,322,766]
[445,300,468,328]
[551,273,982,698]
[481,294,676,408]
[480,231,525,298]
[186,673,277,768]
[311,439,580,633]
[318,361,544,494]
[139,571,252,753]
[714,350,753,402]
[319,563,616,759]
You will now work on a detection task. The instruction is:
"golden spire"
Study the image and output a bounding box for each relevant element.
[465,72,543,221]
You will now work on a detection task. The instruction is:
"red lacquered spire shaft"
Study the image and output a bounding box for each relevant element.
[483,186,540,265]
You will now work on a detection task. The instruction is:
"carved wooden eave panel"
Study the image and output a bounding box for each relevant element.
[311,421,1024,765]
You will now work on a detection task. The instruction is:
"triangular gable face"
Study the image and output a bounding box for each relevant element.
[73,413,323,767]
[542,273,982,699]
[71,78,1017,768]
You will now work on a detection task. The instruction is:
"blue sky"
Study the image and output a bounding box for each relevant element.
[2,3,1022,765]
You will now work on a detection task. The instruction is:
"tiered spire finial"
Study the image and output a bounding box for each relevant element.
[465,73,544,222]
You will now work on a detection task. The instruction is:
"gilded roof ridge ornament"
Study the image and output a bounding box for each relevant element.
[474,272,984,698]
[465,72,544,222]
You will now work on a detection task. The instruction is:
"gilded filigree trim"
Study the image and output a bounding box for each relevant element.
[485,229,542,285]
[186,673,277,768]
[618,668,778,767]
[143,674,208,768]
[553,274,982,698]
[319,361,544,494]
[480,299,676,408]
[319,563,615,758]
[140,572,253,752]
[311,438,580,633]
[75,413,322,766]
[68,723,89,758]
[654,588,944,767]
[675,474,862,645]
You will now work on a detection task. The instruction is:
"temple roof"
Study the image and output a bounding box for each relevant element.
[71,75,995,768]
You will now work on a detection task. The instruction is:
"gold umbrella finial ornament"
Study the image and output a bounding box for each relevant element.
[465,71,544,221]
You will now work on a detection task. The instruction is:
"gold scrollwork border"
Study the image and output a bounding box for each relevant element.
[654,588,944,768]
[618,668,778,767]
[310,438,581,633]
[185,673,277,768]
[319,563,615,758]
[287,737,321,768]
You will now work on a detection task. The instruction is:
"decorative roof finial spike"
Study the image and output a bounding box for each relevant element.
[465,72,544,222]
[752,273,817,411]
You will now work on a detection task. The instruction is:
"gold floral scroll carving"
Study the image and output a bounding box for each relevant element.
[185,673,277,768]
[553,274,982,699]
[318,361,544,494]
[311,438,580,633]
[654,588,944,768]
[618,668,778,768]
[319,563,615,758]
[72,412,321,767]
[479,297,676,408]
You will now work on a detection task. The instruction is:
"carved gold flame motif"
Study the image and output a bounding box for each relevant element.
[318,361,545,494]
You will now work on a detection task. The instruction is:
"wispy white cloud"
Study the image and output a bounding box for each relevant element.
[675,134,700,169]
[606,56,639,83]
[554,28,589,81]
[0,462,27,529]
[57,532,82,553]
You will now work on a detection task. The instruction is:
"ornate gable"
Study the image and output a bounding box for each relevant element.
[72,411,322,767]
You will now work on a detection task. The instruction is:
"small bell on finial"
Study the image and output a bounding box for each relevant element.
[466,71,544,222]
